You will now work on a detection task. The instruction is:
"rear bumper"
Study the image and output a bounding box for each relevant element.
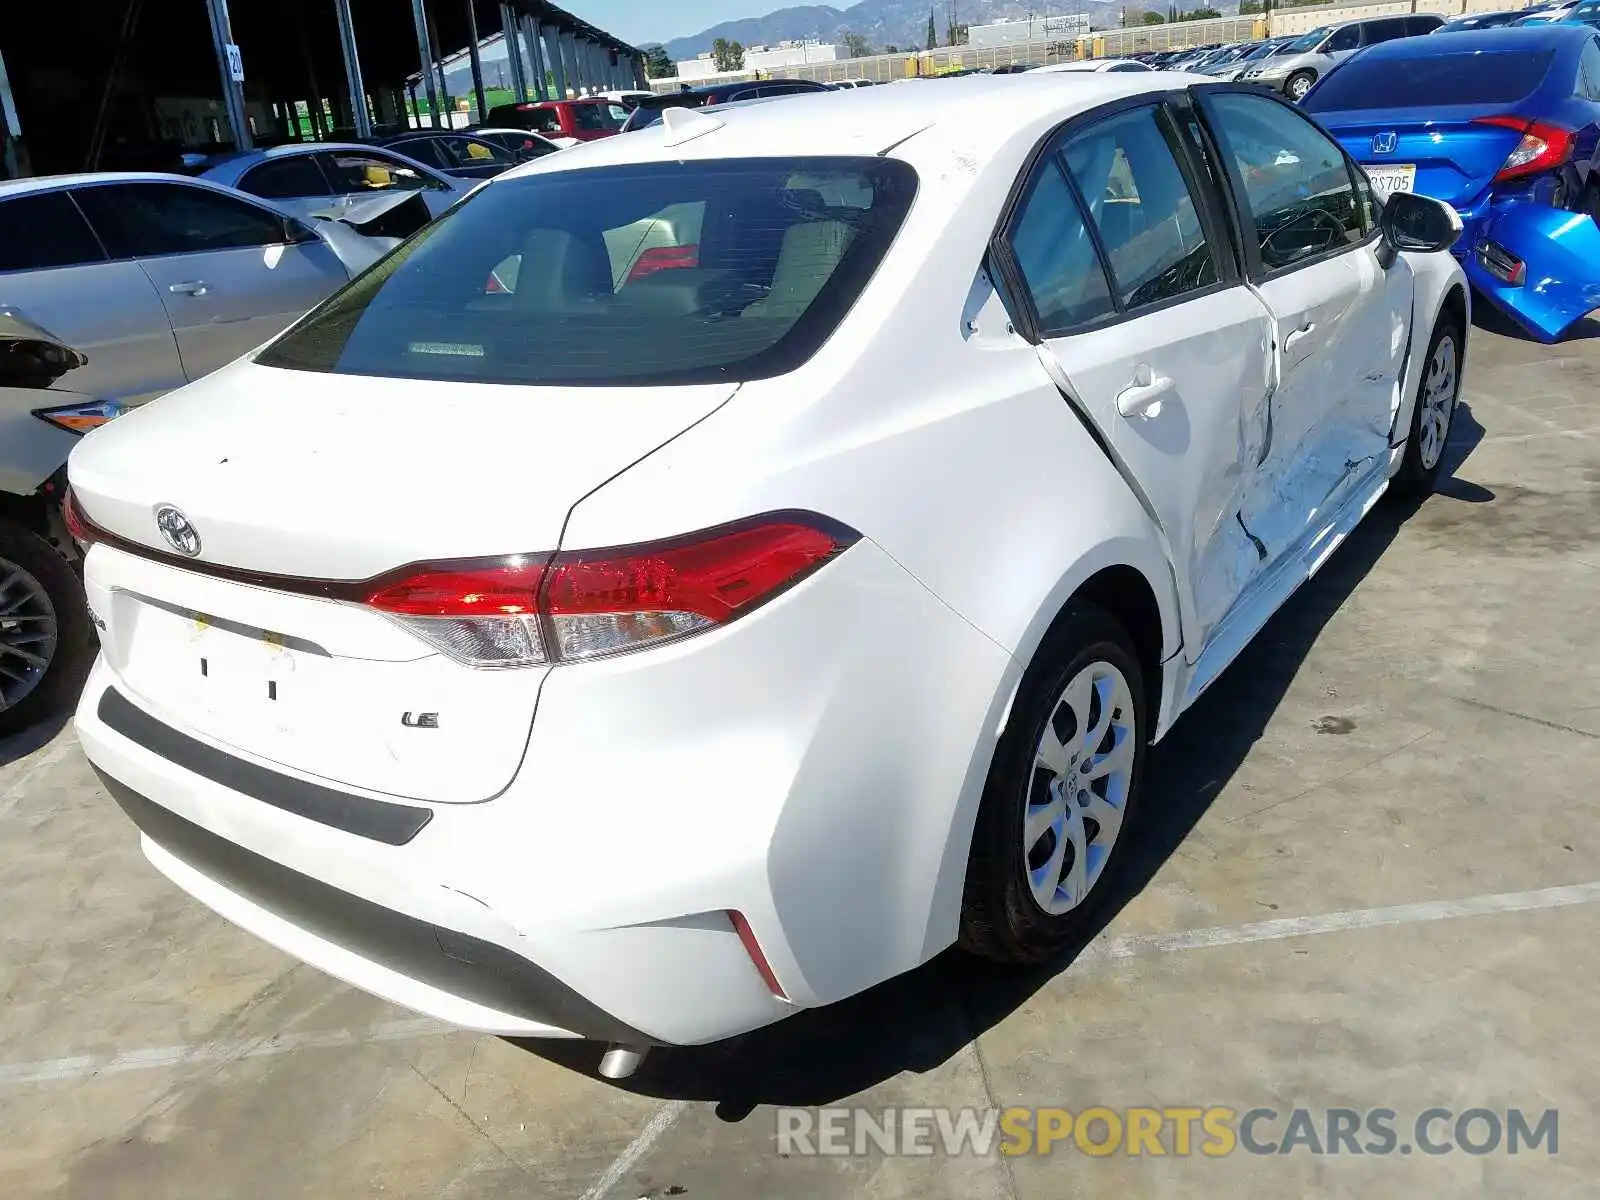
[77,537,1016,1045]
[1463,206,1600,342]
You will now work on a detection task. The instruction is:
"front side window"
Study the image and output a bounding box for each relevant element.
[239,155,334,200]
[1582,41,1600,101]
[1325,25,1363,52]
[320,150,449,194]
[256,157,917,386]
[1206,92,1362,273]
[1063,106,1219,311]
[1007,159,1115,332]
[0,192,106,272]
[72,183,287,258]
[568,103,619,131]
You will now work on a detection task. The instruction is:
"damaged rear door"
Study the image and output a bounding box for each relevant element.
[1011,98,1277,652]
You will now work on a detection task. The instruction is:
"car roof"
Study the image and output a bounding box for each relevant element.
[1354,21,1591,57]
[498,72,1196,182]
[0,170,206,199]
[198,141,423,181]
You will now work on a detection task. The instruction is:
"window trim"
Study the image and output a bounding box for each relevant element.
[0,186,111,275]
[1190,83,1373,285]
[239,152,337,200]
[66,179,304,264]
[990,91,1245,345]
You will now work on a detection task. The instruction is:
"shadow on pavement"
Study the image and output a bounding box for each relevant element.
[521,417,1489,1114]
[0,710,70,773]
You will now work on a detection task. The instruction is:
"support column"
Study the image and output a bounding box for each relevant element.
[521,14,547,100]
[0,45,27,179]
[465,0,487,121]
[333,0,372,139]
[560,32,579,99]
[545,26,568,99]
[410,0,442,127]
[204,0,252,150]
[428,9,450,124]
[500,5,526,102]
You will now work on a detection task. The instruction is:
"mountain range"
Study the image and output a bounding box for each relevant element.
[655,2,1133,63]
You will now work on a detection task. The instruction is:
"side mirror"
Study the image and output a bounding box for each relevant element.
[0,309,88,389]
[283,216,320,245]
[1379,191,1462,257]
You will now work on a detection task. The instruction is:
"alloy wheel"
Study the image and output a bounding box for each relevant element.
[1023,659,1137,915]
[0,558,58,712]
[1418,332,1458,471]
[1289,75,1313,100]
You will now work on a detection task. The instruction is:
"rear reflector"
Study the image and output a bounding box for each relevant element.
[1475,239,1526,286]
[363,512,858,667]
[728,909,788,1000]
[1475,114,1574,183]
[62,487,96,549]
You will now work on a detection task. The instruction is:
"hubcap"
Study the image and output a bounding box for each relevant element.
[1418,333,1458,471]
[0,558,58,712]
[1023,660,1137,916]
[1290,76,1311,99]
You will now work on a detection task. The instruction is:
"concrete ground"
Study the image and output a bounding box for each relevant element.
[3,318,1598,1198]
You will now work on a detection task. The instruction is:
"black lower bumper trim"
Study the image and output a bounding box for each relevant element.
[97,686,431,846]
[97,767,657,1046]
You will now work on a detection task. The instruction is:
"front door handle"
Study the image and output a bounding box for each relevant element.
[168,281,208,296]
[1284,321,1317,354]
[1116,366,1175,419]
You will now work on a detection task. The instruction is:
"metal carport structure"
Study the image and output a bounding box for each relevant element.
[0,0,644,178]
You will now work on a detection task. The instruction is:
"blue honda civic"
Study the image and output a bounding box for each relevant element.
[1303,24,1600,341]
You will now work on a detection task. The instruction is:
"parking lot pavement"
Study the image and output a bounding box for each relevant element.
[4,319,1600,1198]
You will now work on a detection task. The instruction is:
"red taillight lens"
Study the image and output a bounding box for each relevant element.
[363,514,856,667]
[62,488,96,549]
[626,243,700,281]
[1475,115,1574,183]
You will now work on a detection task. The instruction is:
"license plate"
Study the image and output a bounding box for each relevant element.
[1364,163,1416,200]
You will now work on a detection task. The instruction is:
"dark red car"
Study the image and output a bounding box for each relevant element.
[483,98,624,143]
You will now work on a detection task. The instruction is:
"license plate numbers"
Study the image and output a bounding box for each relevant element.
[1364,163,1416,200]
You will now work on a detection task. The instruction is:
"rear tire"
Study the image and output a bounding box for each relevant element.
[1286,71,1316,101]
[959,604,1149,964]
[1391,315,1461,499]
[0,519,93,738]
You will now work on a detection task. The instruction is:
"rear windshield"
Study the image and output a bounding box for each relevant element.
[569,102,621,131]
[256,157,918,386]
[1306,49,1554,110]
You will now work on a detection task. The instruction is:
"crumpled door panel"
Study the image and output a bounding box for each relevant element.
[1465,207,1600,343]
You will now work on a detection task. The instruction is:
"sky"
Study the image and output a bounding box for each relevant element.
[565,1,782,46]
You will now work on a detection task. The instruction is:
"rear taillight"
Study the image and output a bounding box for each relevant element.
[62,487,96,549]
[1475,115,1574,183]
[364,513,858,668]
[627,243,700,281]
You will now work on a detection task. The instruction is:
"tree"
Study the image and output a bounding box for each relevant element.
[1238,0,1262,11]
[641,45,674,79]
[927,9,938,48]
[1142,10,1166,21]
[947,21,970,45]
[842,31,873,59]
[711,38,745,72]
[1182,6,1221,16]
[885,44,900,53]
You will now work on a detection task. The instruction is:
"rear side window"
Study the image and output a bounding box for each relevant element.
[1008,159,1115,331]
[0,192,105,272]
[1063,106,1218,311]
[1305,50,1555,111]
[320,150,450,194]
[1361,18,1411,44]
[73,183,287,257]
[568,103,617,131]
[257,157,918,386]
[239,155,333,199]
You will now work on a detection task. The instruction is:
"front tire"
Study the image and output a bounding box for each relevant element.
[1286,71,1316,101]
[0,519,93,738]
[1391,315,1461,499]
[959,605,1149,964]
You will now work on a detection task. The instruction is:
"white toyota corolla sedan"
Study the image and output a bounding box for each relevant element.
[67,74,1466,1077]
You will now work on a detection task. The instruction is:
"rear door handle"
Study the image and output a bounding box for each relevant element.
[168,281,208,296]
[1116,367,1175,419]
[1284,321,1317,354]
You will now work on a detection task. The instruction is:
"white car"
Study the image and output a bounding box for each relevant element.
[198,142,468,224]
[1034,58,1154,73]
[70,77,1466,1078]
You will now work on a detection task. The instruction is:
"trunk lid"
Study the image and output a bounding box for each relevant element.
[70,360,736,803]
[1325,108,1529,209]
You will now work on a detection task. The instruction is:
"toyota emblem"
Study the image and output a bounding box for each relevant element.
[155,505,201,557]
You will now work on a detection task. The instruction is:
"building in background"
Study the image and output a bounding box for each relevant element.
[969,14,1091,47]
[675,39,843,84]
